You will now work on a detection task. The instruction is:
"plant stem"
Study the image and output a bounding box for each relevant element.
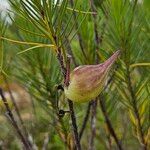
[56,46,81,149]
[89,99,97,150]
[65,56,81,150]
[0,88,31,150]
[79,102,91,140]
[68,100,81,150]
[57,47,67,80]
[99,96,123,150]
[126,67,147,150]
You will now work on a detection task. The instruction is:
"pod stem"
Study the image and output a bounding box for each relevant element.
[57,48,81,149]
[68,100,81,150]
[66,56,81,150]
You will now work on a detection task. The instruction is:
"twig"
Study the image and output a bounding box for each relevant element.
[57,47,67,80]
[56,47,81,149]
[65,56,81,150]
[99,95,123,150]
[68,100,81,150]
[79,102,91,140]
[89,99,98,150]
[0,88,31,150]
[64,55,71,87]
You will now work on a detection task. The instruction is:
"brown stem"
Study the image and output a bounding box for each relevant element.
[126,67,147,150]
[79,102,91,140]
[64,56,71,87]
[0,88,31,150]
[56,47,81,149]
[68,100,81,150]
[89,100,98,150]
[65,57,81,150]
[99,96,123,150]
[57,47,67,80]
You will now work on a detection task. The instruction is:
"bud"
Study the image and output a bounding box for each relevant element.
[64,50,120,103]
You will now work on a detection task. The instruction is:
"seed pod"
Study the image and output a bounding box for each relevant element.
[64,50,120,103]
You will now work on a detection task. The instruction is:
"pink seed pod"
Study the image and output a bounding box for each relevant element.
[64,50,120,103]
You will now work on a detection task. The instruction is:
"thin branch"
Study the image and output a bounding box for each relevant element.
[99,95,123,150]
[65,56,81,150]
[64,55,71,87]
[79,102,91,140]
[57,47,67,80]
[0,88,31,150]
[68,100,81,150]
[56,46,81,149]
[89,99,98,150]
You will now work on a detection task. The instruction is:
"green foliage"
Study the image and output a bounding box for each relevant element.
[0,0,149,149]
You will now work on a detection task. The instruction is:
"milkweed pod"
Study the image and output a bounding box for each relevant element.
[64,50,120,103]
